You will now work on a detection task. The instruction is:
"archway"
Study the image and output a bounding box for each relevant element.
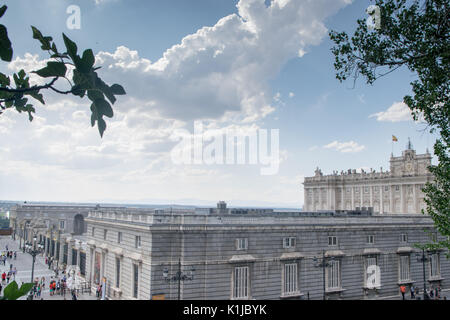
[73,214,85,235]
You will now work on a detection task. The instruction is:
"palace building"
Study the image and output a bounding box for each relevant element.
[303,141,433,214]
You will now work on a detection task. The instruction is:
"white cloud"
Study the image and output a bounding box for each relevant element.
[324,140,365,153]
[369,101,412,122]
[0,0,353,205]
[94,0,351,123]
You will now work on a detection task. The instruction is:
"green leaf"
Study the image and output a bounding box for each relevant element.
[31,26,52,51]
[0,5,7,19]
[94,75,116,104]
[18,282,34,296]
[27,90,45,105]
[62,33,77,60]
[87,89,104,102]
[0,72,10,86]
[95,98,113,118]
[33,61,67,78]
[2,281,31,300]
[80,49,95,73]
[98,117,106,137]
[110,84,126,95]
[71,84,85,97]
[0,24,13,62]
[3,281,19,300]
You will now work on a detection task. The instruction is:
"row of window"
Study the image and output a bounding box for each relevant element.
[232,253,441,299]
[92,228,142,249]
[308,185,425,194]
[235,234,410,250]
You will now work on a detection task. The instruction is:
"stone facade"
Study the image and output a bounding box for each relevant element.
[85,208,449,300]
[303,144,433,213]
[10,204,122,283]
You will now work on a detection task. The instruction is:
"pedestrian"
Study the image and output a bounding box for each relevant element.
[0,282,2,294]
[410,286,415,299]
[435,286,440,300]
[71,289,77,300]
[56,280,60,295]
[6,271,10,284]
[400,285,406,300]
[429,287,434,299]
[1,271,5,283]
[13,251,16,260]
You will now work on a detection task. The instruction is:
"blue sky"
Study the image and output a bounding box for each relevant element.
[0,0,437,208]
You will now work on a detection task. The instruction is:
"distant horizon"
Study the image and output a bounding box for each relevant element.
[0,199,302,210]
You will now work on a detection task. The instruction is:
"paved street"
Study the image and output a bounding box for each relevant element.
[0,235,96,300]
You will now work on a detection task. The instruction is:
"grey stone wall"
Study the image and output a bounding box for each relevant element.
[86,211,450,300]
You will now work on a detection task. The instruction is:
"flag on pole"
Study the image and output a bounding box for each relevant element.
[392,135,398,142]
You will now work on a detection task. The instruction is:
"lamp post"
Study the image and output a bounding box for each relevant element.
[313,251,335,300]
[163,258,195,300]
[22,225,26,252]
[416,248,430,300]
[29,234,40,284]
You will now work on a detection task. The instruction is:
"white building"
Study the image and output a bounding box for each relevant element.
[303,141,433,214]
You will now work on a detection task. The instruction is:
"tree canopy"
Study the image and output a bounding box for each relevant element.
[329,0,449,253]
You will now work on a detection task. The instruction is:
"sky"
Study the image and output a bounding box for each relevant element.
[0,0,438,208]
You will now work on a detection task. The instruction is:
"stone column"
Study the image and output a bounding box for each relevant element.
[370,186,373,208]
[318,187,322,210]
[341,187,344,210]
[390,185,394,213]
[380,185,384,214]
[351,186,355,209]
[360,187,363,208]
[413,184,417,213]
[400,184,405,213]
[67,238,75,266]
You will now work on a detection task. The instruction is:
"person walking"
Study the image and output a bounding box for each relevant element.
[71,289,77,300]
[13,251,16,260]
[56,280,61,295]
[414,286,419,298]
[6,271,10,284]
[400,285,406,300]
[410,286,415,299]
[1,271,6,283]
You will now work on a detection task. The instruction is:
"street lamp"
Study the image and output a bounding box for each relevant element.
[416,248,431,300]
[29,234,40,284]
[163,258,195,300]
[313,251,335,300]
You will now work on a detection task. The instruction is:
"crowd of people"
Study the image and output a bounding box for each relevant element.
[400,284,445,300]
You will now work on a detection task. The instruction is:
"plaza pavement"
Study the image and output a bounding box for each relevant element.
[0,235,96,300]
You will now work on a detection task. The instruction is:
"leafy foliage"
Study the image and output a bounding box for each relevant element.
[329,0,449,252]
[0,281,33,300]
[0,5,126,137]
